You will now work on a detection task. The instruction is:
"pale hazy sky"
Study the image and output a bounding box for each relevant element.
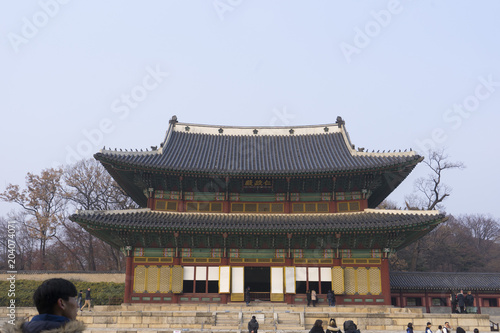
[2,1,499,219]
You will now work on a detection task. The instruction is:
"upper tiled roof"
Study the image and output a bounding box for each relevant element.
[390,271,500,291]
[71,208,443,234]
[95,116,421,175]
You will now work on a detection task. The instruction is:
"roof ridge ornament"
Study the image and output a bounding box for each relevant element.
[336,116,345,128]
[169,115,178,125]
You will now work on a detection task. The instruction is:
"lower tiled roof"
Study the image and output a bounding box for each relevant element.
[70,208,443,233]
[390,271,500,291]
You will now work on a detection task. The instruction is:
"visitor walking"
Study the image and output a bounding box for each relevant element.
[436,325,443,333]
[407,323,414,333]
[306,290,312,307]
[80,288,92,312]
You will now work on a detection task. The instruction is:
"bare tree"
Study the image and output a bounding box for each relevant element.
[412,148,465,210]
[458,214,500,252]
[404,148,465,271]
[0,168,66,269]
[61,159,137,271]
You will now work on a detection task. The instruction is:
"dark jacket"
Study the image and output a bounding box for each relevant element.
[85,289,91,300]
[248,318,259,333]
[465,294,474,306]
[4,316,85,333]
[457,293,465,307]
[309,326,325,333]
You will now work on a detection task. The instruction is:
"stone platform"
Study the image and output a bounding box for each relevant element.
[1,304,492,333]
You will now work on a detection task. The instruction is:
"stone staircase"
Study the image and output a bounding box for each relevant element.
[0,304,492,333]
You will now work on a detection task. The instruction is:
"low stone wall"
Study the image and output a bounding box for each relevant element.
[0,272,125,283]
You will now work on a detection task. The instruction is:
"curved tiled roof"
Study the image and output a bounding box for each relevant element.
[390,271,500,291]
[95,117,421,175]
[70,208,443,233]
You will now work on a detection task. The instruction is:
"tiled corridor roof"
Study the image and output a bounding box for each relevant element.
[390,271,500,291]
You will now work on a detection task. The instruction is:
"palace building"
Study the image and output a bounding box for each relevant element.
[70,116,445,305]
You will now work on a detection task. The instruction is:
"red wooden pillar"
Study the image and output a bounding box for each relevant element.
[124,253,134,303]
[360,199,368,211]
[424,290,430,313]
[224,176,230,213]
[147,188,154,209]
[380,259,391,305]
[475,291,481,314]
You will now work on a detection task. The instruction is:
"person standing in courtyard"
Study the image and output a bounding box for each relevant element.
[465,291,474,313]
[311,289,317,307]
[4,278,84,333]
[450,291,458,313]
[407,323,414,333]
[327,290,336,307]
[245,287,251,306]
[457,290,466,313]
[76,290,83,311]
[306,290,312,307]
[248,315,259,333]
[80,288,92,312]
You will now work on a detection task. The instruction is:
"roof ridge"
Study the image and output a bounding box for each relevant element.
[75,208,151,215]
[364,208,441,215]
[75,208,441,217]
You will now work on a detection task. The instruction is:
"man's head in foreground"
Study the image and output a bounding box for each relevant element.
[33,278,78,320]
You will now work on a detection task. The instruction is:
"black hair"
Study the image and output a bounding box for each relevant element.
[457,327,466,333]
[329,318,337,327]
[33,278,77,314]
[408,323,413,328]
[313,320,323,327]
